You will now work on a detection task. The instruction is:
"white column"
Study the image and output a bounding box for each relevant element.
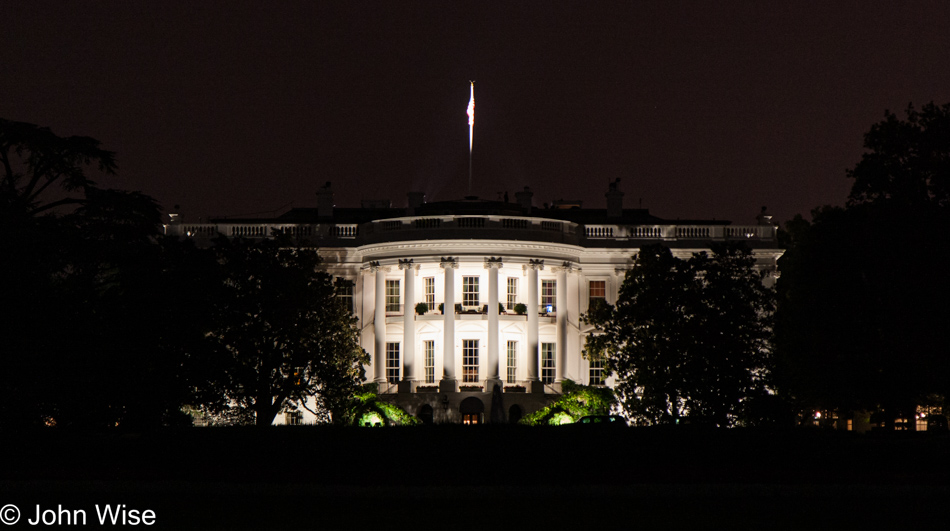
[525,259,543,392]
[371,262,389,384]
[399,259,417,390]
[485,257,503,390]
[440,257,458,393]
[555,264,568,383]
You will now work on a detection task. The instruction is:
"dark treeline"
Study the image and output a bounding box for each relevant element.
[774,102,950,426]
[0,119,365,430]
[585,103,950,429]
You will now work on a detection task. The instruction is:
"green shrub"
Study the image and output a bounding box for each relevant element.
[519,380,617,425]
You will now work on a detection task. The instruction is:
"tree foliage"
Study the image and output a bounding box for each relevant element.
[847,102,950,208]
[207,236,368,427]
[1,119,371,429]
[584,243,774,427]
[1,118,119,219]
[775,103,950,424]
[0,119,216,428]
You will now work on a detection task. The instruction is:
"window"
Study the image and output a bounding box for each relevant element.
[590,358,604,385]
[462,276,479,307]
[507,341,517,384]
[285,411,302,425]
[506,278,518,309]
[463,339,479,383]
[424,340,435,384]
[336,280,354,313]
[386,342,400,383]
[424,277,435,310]
[289,366,305,388]
[541,343,555,384]
[589,280,606,301]
[385,279,400,313]
[541,280,556,311]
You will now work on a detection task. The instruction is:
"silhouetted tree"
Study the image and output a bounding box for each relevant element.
[0,118,118,219]
[584,243,774,426]
[207,236,368,426]
[1,119,121,426]
[775,103,950,427]
[1,118,218,428]
[847,102,950,208]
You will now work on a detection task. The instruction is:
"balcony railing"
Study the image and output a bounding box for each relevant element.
[165,216,777,244]
[584,223,776,240]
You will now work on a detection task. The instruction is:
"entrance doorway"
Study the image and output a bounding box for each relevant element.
[418,404,434,424]
[459,397,484,425]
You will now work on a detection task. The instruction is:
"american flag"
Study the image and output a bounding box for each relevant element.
[467,82,475,127]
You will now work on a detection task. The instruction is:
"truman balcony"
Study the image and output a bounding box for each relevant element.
[165,214,777,248]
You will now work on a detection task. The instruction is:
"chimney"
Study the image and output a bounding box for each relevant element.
[515,186,533,212]
[606,178,623,219]
[317,181,334,219]
[407,191,425,215]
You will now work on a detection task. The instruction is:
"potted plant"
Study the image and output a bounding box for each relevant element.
[415,302,429,315]
[438,302,444,314]
[499,303,506,314]
[482,304,489,314]
[514,303,527,315]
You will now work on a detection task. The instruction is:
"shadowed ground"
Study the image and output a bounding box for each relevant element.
[2,426,948,529]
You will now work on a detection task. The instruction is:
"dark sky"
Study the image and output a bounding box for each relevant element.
[4,1,950,225]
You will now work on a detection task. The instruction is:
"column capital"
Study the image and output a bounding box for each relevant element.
[398,258,418,271]
[552,261,581,274]
[363,260,390,274]
[440,256,458,269]
[484,256,504,269]
[523,259,544,272]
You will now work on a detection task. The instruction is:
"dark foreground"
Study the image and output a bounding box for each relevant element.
[2,426,948,530]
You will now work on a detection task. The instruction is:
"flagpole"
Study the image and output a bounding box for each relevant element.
[467,81,475,195]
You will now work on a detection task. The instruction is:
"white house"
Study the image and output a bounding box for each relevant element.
[165,181,782,424]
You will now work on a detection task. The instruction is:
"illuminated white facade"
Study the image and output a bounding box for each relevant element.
[165,183,781,424]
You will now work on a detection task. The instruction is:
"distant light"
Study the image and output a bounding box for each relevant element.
[814,411,821,419]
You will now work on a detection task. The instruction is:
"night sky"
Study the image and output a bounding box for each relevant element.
[4,1,950,225]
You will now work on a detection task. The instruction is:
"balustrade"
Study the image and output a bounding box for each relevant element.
[457,217,486,228]
[585,225,614,238]
[167,215,775,244]
[333,224,358,237]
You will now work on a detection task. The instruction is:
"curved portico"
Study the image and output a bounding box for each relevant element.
[360,242,596,396]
